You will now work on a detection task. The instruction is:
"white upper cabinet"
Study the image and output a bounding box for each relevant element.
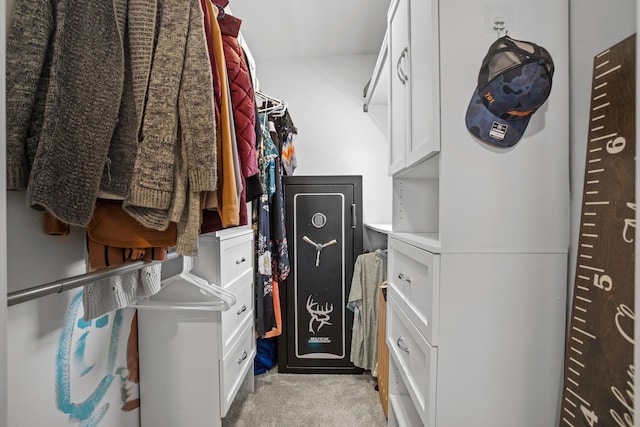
[407,0,440,168]
[388,0,440,176]
[387,0,569,252]
[388,0,410,175]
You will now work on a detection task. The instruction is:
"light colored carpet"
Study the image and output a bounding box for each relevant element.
[223,369,388,427]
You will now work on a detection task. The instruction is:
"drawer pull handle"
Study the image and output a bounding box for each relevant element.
[236,257,247,265]
[238,350,248,364]
[397,337,410,354]
[237,304,247,315]
[398,272,412,284]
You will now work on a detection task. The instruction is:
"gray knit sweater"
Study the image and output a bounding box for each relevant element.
[7,0,217,255]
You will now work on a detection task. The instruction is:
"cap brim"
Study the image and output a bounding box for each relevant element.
[465,89,531,148]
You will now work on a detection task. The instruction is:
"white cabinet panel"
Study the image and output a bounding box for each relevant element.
[407,0,440,165]
[191,227,254,288]
[220,270,254,356]
[388,0,440,177]
[388,236,440,345]
[220,316,256,416]
[218,233,253,287]
[386,245,567,426]
[387,293,437,427]
[388,0,409,175]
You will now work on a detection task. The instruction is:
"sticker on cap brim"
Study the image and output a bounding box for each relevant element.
[489,122,508,140]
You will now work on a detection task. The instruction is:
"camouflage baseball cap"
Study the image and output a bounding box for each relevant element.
[465,36,554,148]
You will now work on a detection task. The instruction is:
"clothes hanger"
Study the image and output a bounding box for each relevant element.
[375,248,388,257]
[208,0,225,19]
[131,256,236,311]
[256,91,288,116]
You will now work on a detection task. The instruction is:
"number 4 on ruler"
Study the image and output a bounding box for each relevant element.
[580,406,597,426]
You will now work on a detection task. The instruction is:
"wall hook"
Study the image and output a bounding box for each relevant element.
[493,19,507,38]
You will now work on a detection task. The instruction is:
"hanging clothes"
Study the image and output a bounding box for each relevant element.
[7,0,219,323]
[347,250,387,373]
[201,5,264,234]
[266,118,291,284]
[254,191,274,337]
[262,117,291,339]
[218,13,263,204]
[270,110,299,176]
[7,0,141,224]
[83,241,162,321]
[254,113,280,337]
[122,0,216,236]
[200,0,222,127]
[6,0,217,256]
[201,2,239,228]
[253,109,293,339]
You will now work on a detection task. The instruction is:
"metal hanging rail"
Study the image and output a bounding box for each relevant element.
[363,30,389,113]
[7,252,179,307]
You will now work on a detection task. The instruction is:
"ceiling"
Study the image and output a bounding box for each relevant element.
[228,0,391,59]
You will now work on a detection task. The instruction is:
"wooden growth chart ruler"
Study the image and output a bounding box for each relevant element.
[560,34,636,427]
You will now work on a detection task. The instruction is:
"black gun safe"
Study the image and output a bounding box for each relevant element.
[278,175,363,374]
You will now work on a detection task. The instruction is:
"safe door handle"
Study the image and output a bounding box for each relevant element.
[397,337,410,354]
[236,257,247,265]
[398,272,412,284]
[237,304,247,315]
[238,350,248,364]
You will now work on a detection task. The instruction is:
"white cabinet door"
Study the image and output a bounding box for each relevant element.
[388,0,409,176]
[407,0,440,165]
[388,0,440,176]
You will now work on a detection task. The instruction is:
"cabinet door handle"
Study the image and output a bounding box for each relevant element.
[238,350,248,364]
[396,53,404,84]
[401,47,409,82]
[396,47,409,84]
[398,272,412,284]
[397,337,410,354]
[236,257,246,265]
[237,304,247,315]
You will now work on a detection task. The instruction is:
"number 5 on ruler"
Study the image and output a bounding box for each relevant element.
[592,273,612,291]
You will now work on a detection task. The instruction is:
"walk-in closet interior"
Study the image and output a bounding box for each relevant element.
[1,0,639,426]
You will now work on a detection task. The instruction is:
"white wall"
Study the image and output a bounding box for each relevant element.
[254,54,393,225]
[6,210,141,427]
[8,294,140,427]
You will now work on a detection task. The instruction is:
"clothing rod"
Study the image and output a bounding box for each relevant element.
[362,30,388,113]
[7,252,179,307]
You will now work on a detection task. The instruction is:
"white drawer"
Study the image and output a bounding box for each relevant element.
[218,232,253,287]
[388,236,440,345]
[193,229,253,288]
[220,271,254,355]
[387,293,437,427]
[220,316,255,416]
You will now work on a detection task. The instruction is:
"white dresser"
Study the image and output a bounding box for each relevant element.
[192,227,256,418]
[380,0,570,425]
[386,235,568,426]
[138,227,255,427]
